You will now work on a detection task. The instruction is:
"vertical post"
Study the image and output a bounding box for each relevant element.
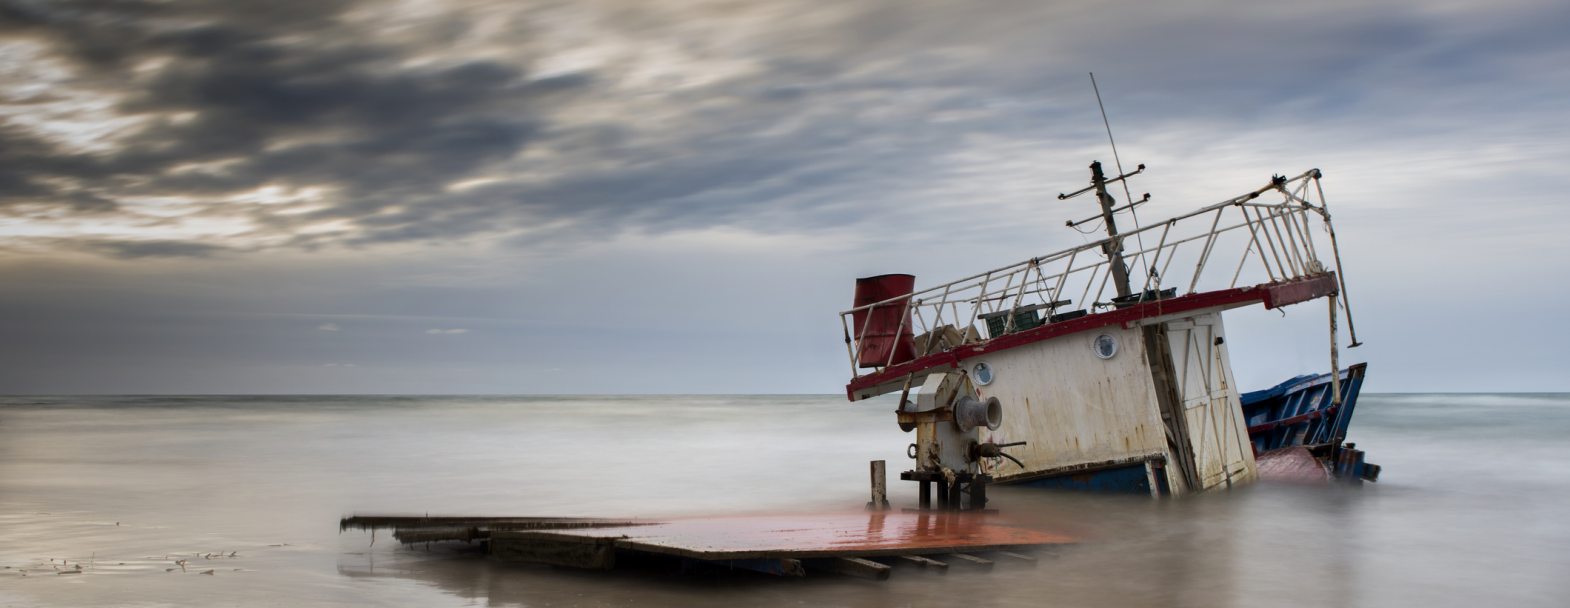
[935,479,950,509]
[867,460,890,510]
[1314,173,1362,347]
[970,478,988,511]
[919,481,931,509]
[1328,296,1341,405]
[1091,161,1134,299]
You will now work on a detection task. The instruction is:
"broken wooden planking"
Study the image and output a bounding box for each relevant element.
[340,515,644,532]
[894,554,949,571]
[810,557,890,580]
[945,553,994,568]
[991,550,1038,563]
[490,534,617,570]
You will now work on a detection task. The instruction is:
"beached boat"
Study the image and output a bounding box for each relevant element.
[839,162,1376,503]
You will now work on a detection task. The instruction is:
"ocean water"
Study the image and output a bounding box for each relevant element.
[1,393,1567,607]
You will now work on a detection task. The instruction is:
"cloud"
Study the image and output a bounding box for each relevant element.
[3,0,1568,261]
[425,328,469,335]
[67,238,233,259]
[316,323,340,332]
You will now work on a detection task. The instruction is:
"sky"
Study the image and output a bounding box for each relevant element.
[1,0,1567,394]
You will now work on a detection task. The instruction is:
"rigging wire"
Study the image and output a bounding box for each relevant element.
[1089,72,1154,286]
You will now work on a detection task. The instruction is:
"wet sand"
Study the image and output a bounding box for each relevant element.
[3,394,1567,607]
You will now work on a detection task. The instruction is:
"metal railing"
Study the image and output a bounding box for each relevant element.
[840,169,1352,378]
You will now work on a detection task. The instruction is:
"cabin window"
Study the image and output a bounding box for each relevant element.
[1093,334,1119,359]
[972,362,994,385]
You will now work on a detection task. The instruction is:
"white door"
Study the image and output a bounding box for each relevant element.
[1165,313,1256,490]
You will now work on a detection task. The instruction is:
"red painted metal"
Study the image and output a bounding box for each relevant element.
[1262,272,1339,309]
[1255,447,1331,483]
[510,512,1075,560]
[852,274,918,369]
[1247,404,1338,435]
[846,273,1339,400]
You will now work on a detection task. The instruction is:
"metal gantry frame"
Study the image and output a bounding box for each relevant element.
[839,169,1360,378]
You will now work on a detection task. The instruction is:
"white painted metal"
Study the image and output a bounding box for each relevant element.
[970,323,1169,482]
[911,372,985,474]
[840,170,1360,497]
[1164,311,1256,490]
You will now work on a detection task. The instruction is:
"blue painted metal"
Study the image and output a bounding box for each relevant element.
[1003,363,1374,494]
[1240,363,1367,453]
[1012,463,1152,494]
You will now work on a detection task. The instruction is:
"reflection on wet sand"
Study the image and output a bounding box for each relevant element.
[333,486,1377,608]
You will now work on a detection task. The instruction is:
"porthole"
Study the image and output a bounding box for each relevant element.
[972,362,994,386]
[1092,334,1118,359]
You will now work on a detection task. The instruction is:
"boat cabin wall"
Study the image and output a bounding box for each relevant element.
[971,323,1170,484]
[1163,310,1258,490]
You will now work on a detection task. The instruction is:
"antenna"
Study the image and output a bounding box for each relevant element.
[1088,72,1152,284]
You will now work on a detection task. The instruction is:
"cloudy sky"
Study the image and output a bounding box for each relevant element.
[1,0,1567,394]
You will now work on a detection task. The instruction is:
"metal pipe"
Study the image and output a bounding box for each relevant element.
[1315,174,1362,347]
[841,315,859,378]
[1229,238,1254,289]
[1187,208,1226,295]
[1248,206,1289,279]
[837,171,1320,316]
[1141,221,1174,293]
[1240,205,1279,283]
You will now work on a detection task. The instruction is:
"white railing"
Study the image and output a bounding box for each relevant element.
[840,169,1352,378]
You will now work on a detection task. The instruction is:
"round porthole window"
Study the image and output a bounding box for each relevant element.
[1092,334,1118,359]
[972,362,994,385]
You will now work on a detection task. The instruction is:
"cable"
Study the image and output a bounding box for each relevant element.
[1089,73,1153,289]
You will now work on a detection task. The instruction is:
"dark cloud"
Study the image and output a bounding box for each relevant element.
[0,0,582,255]
[2,0,1570,394]
[2,0,1568,258]
[70,238,233,259]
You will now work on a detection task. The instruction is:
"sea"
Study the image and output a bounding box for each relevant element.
[2,393,1566,607]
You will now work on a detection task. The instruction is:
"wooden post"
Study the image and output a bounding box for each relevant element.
[970,478,987,511]
[1091,161,1133,299]
[868,460,890,510]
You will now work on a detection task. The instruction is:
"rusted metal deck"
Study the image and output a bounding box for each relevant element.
[342,511,1074,579]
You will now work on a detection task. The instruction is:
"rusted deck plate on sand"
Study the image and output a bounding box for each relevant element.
[1255,447,1332,483]
[500,511,1074,560]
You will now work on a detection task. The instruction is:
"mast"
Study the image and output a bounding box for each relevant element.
[1061,157,1201,493]
[1090,161,1132,299]
[1059,161,1147,301]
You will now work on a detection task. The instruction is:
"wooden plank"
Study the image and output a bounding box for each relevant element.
[992,550,1037,563]
[945,553,994,569]
[341,515,643,532]
[811,557,890,580]
[490,534,616,569]
[707,558,805,577]
[895,555,949,571]
[392,527,485,544]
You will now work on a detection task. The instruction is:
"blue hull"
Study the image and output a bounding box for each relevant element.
[1240,362,1367,453]
[1004,363,1375,493]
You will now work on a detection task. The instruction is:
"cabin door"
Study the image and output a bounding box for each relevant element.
[1165,312,1256,490]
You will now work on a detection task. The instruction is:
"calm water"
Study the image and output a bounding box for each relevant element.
[2,393,1567,607]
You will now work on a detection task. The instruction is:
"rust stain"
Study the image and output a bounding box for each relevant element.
[530,512,1075,556]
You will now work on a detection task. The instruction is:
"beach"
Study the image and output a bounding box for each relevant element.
[2,393,1566,607]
